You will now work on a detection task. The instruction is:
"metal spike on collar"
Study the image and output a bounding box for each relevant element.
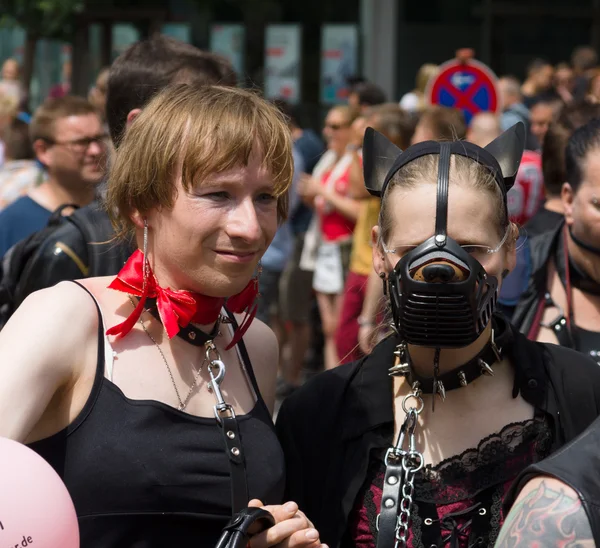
[479,358,495,376]
[389,322,399,335]
[458,370,467,387]
[389,362,411,376]
[436,381,446,401]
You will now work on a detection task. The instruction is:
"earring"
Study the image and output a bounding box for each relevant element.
[501,269,509,280]
[379,271,387,296]
[142,219,149,291]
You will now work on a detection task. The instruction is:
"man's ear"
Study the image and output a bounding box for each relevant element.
[561,182,575,225]
[126,108,142,129]
[33,139,50,167]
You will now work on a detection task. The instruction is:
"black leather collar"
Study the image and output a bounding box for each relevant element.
[340,315,547,442]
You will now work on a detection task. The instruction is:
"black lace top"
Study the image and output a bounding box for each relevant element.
[348,414,552,548]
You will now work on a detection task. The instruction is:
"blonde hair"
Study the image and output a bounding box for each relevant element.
[379,154,508,244]
[107,84,294,239]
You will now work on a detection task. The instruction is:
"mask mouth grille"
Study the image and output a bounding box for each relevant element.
[401,292,476,347]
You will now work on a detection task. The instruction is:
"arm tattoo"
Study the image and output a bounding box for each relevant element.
[495,480,595,547]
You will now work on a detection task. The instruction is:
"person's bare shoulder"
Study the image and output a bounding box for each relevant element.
[236,316,279,415]
[0,281,100,440]
[495,476,595,547]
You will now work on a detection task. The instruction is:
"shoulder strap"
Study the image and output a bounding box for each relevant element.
[224,308,262,398]
[70,281,114,382]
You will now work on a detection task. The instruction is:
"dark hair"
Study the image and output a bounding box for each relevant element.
[527,58,551,76]
[369,104,415,149]
[420,106,467,140]
[106,35,236,146]
[3,118,33,160]
[565,117,600,193]
[270,99,300,128]
[350,82,387,107]
[542,101,600,196]
[572,46,598,72]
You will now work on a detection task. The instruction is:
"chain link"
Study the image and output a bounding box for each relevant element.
[377,384,425,548]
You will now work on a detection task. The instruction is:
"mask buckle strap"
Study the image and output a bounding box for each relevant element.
[434,143,452,248]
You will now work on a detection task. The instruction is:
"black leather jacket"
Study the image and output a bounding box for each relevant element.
[276,317,600,548]
[506,415,600,545]
[511,220,564,337]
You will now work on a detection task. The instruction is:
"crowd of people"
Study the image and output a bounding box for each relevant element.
[0,35,600,547]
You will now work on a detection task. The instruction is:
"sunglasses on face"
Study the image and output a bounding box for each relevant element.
[324,123,349,131]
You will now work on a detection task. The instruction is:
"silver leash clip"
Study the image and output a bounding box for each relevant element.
[205,341,236,423]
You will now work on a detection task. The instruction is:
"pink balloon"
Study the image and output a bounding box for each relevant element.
[0,437,79,548]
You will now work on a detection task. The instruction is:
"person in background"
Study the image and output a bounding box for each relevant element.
[298,105,361,370]
[0,118,44,210]
[522,59,555,108]
[527,100,600,238]
[336,104,414,364]
[0,59,25,111]
[48,60,72,100]
[497,414,600,547]
[529,97,563,151]
[88,67,110,122]
[348,82,387,114]
[497,100,600,319]
[587,69,600,103]
[399,63,439,114]
[256,101,305,330]
[572,45,599,101]
[512,118,600,363]
[411,105,467,144]
[498,76,530,130]
[554,62,576,104]
[467,111,544,226]
[466,111,502,148]
[0,91,19,166]
[273,102,325,395]
[358,106,467,355]
[0,96,107,257]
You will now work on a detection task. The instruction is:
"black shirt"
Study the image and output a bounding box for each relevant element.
[524,206,563,240]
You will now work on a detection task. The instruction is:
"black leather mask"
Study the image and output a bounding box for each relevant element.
[363,123,525,348]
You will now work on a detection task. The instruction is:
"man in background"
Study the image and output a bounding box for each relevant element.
[0,96,106,257]
[348,82,387,113]
[521,59,555,108]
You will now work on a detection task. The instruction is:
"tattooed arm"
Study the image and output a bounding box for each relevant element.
[495,477,595,547]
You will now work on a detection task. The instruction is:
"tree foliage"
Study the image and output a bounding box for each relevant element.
[0,0,84,40]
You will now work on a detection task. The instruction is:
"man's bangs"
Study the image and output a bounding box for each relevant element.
[180,109,293,197]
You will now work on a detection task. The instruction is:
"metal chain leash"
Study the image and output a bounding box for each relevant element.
[377,383,425,548]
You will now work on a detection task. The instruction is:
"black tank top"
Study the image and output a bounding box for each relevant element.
[27,284,285,547]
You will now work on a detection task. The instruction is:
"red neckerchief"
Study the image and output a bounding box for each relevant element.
[106,250,258,350]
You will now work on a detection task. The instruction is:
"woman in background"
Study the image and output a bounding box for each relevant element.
[299,105,361,369]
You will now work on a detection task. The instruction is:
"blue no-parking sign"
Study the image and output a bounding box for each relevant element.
[427,59,500,125]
